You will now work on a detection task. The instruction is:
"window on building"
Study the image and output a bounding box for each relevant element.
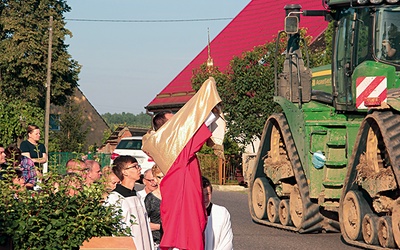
[50,114,60,131]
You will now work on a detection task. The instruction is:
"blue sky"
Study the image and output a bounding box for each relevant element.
[64,1,251,114]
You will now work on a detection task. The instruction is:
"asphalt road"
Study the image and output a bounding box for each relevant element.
[212,189,361,250]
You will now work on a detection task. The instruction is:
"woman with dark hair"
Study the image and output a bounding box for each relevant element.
[19,124,47,167]
[5,145,37,190]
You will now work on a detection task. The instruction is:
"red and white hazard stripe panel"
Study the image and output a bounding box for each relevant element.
[356,76,387,109]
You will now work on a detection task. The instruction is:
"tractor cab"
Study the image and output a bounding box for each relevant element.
[332,5,400,111]
[283,4,400,112]
[375,7,400,65]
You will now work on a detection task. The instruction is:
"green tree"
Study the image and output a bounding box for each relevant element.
[0,0,80,108]
[192,28,327,149]
[309,23,333,66]
[0,0,80,147]
[102,112,152,128]
[50,99,88,152]
[192,38,285,148]
[0,100,44,146]
[101,129,112,145]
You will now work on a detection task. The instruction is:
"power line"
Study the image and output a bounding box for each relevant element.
[65,17,233,23]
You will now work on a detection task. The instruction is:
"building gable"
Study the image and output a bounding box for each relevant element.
[51,88,110,149]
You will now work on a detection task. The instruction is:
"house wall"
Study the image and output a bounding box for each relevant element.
[71,89,109,149]
[50,88,110,151]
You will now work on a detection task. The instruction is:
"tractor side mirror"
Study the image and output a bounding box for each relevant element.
[285,16,299,34]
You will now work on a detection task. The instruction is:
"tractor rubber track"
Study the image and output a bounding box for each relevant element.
[340,111,400,250]
[252,113,324,233]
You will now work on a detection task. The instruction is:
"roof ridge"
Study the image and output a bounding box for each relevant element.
[146,0,327,112]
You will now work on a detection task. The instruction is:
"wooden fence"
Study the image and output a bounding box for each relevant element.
[198,153,243,185]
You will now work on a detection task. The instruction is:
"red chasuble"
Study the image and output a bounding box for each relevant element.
[143,77,225,250]
[159,124,211,250]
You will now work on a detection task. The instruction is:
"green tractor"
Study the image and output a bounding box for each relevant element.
[247,1,400,249]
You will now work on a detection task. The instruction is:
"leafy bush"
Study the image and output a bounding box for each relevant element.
[0,169,130,250]
[191,28,329,148]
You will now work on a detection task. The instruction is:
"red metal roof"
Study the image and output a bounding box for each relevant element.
[146,0,328,111]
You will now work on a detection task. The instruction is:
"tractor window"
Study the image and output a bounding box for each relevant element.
[334,8,354,107]
[354,8,371,65]
[375,7,400,66]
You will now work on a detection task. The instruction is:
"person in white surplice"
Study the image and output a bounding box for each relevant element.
[203,176,233,250]
[106,155,154,250]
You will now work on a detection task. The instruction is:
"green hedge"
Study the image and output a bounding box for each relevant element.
[0,170,129,250]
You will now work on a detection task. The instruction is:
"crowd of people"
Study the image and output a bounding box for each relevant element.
[0,126,233,250]
[1,78,234,249]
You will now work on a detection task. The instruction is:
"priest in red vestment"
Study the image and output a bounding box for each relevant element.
[143,77,225,250]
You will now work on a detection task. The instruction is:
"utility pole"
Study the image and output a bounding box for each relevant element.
[44,16,53,174]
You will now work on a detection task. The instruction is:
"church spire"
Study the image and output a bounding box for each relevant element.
[206,27,213,72]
